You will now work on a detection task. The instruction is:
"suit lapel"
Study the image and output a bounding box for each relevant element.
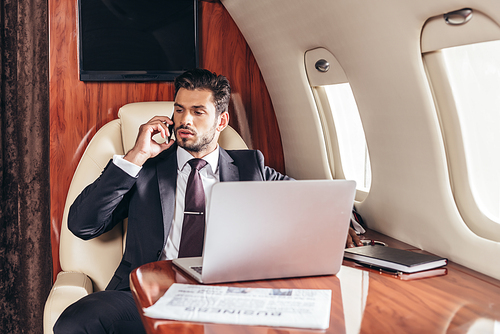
[156,149,178,242]
[219,148,239,182]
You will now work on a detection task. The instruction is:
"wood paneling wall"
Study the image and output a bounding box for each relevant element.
[49,0,285,279]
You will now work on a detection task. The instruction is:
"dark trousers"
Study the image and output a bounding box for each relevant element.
[53,290,147,334]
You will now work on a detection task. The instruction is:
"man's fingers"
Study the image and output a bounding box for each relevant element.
[148,115,173,124]
[139,118,172,140]
[346,233,354,248]
[351,229,363,247]
[346,227,363,248]
[126,117,174,166]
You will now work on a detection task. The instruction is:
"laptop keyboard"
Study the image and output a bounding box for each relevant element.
[191,266,203,275]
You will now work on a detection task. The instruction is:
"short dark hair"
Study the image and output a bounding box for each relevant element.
[174,68,231,116]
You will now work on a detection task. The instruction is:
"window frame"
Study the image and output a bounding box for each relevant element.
[305,47,370,201]
[421,7,500,241]
[312,85,369,202]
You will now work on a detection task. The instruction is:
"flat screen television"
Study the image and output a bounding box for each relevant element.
[78,0,198,82]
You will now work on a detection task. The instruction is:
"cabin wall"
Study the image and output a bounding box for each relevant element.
[223,0,500,279]
[49,0,285,279]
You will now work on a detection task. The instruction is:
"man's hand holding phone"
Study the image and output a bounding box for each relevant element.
[124,116,175,167]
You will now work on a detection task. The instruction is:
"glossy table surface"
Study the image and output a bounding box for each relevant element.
[130,230,500,334]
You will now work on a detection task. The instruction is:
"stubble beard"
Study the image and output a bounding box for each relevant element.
[176,120,218,154]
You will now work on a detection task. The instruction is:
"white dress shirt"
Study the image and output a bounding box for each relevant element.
[112,146,220,260]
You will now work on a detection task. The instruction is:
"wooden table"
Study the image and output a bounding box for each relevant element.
[130,230,500,333]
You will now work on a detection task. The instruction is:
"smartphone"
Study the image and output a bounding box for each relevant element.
[168,122,174,141]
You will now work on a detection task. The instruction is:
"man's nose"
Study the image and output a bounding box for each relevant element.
[178,112,193,126]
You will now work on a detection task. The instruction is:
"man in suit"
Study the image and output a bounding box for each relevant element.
[54,69,362,334]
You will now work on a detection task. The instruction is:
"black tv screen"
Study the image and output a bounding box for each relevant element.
[78,0,198,82]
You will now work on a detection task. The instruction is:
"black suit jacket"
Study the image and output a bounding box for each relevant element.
[68,145,291,290]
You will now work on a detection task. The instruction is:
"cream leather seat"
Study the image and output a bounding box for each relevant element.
[43,101,248,334]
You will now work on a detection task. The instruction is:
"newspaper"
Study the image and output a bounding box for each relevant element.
[143,283,332,329]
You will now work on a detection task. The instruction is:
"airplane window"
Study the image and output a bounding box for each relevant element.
[441,40,500,223]
[324,83,372,192]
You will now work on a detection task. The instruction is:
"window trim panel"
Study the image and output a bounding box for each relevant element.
[305,47,370,202]
[423,50,500,241]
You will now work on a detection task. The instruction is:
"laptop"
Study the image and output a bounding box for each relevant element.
[172,179,356,284]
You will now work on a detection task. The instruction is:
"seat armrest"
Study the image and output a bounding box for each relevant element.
[43,271,94,334]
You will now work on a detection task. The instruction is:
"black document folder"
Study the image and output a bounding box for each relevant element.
[344,245,447,273]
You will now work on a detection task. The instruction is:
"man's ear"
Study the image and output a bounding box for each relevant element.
[216,112,229,132]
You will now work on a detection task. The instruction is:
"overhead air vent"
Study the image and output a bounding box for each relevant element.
[444,8,473,26]
[305,48,348,86]
[421,8,500,53]
[315,59,330,73]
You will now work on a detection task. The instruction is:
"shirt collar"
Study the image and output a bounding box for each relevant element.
[177,145,219,174]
